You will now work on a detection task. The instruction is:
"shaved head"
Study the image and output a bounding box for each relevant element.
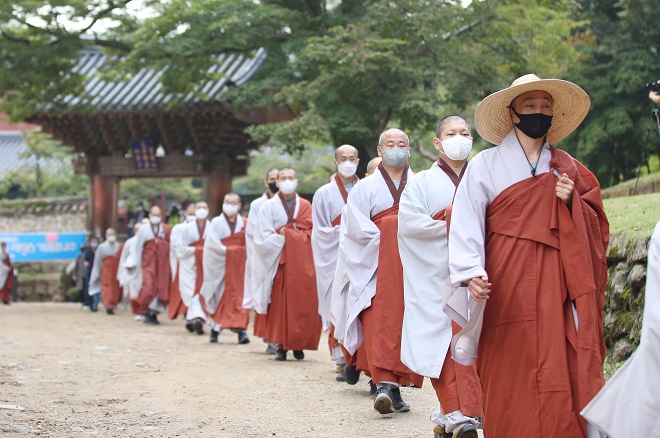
[366,157,382,175]
[378,128,409,146]
[334,145,358,161]
[195,201,208,210]
[105,228,116,238]
[149,206,161,216]
[224,193,241,204]
[185,204,196,215]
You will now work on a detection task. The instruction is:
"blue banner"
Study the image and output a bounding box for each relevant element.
[132,140,158,171]
[0,233,87,262]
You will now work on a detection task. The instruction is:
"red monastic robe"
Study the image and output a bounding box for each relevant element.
[208,232,250,330]
[267,199,323,351]
[477,150,608,437]
[168,266,187,320]
[100,246,123,310]
[358,204,423,388]
[140,224,172,313]
[0,254,13,302]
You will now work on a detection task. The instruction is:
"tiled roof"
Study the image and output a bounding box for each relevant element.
[55,47,266,112]
[0,131,66,178]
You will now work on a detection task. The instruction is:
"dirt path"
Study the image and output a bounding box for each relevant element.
[0,303,476,438]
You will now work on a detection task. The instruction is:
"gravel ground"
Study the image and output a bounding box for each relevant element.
[0,302,485,438]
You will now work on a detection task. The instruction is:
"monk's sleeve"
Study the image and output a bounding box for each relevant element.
[200,220,227,305]
[448,156,490,285]
[398,175,445,241]
[88,246,106,295]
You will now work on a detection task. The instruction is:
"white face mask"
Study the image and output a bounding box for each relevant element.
[337,161,358,178]
[223,203,239,216]
[278,179,298,195]
[380,147,409,168]
[186,215,196,223]
[440,136,473,161]
[195,209,209,220]
[150,215,161,225]
[107,236,117,244]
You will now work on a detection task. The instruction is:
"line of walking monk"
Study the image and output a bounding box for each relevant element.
[84,75,615,438]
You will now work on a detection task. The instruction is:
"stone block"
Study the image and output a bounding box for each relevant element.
[606,233,629,262]
[628,235,651,264]
[627,264,647,288]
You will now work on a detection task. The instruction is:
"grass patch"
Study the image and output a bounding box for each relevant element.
[603,192,660,237]
[602,172,660,198]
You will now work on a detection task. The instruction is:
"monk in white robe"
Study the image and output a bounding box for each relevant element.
[447,75,608,437]
[582,219,660,437]
[398,116,482,438]
[125,206,172,325]
[251,168,322,361]
[201,193,250,344]
[88,228,122,315]
[333,128,422,415]
[175,202,210,335]
[243,168,278,352]
[364,157,381,177]
[168,204,196,321]
[118,220,147,317]
[311,145,359,379]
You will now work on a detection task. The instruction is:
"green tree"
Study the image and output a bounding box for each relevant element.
[1,0,583,171]
[562,0,660,186]
[0,129,87,198]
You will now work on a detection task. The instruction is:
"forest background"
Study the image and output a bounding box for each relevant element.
[0,0,658,202]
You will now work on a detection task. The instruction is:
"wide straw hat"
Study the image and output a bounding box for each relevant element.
[474,74,590,145]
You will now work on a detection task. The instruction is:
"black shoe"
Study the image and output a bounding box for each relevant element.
[193,319,204,335]
[265,343,277,354]
[106,308,114,315]
[344,364,361,385]
[209,330,219,343]
[238,331,250,344]
[90,307,98,312]
[275,349,287,361]
[143,313,152,324]
[373,386,394,415]
[369,379,377,395]
[151,313,160,325]
[390,387,410,413]
[185,321,194,332]
[293,350,304,360]
[2,301,9,305]
[452,423,478,438]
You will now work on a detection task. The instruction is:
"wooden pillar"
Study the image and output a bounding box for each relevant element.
[202,171,231,217]
[92,175,119,237]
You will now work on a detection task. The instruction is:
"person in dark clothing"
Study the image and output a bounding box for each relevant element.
[73,244,88,307]
[83,237,100,310]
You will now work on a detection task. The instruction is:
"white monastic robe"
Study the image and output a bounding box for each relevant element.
[331,166,414,354]
[117,235,141,300]
[250,195,301,314]
[88,241,120,296]
[582,220,660,438]
[169,223,185,282]
[311,174,355,332]
[398,162,458,377]
[243,193,270,310]
[200,214,246,327]
[177,220,208,321]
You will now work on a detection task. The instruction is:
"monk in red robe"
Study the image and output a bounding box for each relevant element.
[135,206,172,325]
[1,242,13,305]
[251,168,322,361]
[334,129,422,415]
[448,75,608,437]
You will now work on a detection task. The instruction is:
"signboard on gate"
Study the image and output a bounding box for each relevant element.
[132,140,158,171]
[0,233,87,262]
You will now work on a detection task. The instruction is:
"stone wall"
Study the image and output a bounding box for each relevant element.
[0,196,87,233]
[603,232,650,370]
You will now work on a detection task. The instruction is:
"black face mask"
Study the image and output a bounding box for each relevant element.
[511,109,553,139]
[268,181,279,194]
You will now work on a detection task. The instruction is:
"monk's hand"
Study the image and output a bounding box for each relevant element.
[468,276,491,301]
[279,228,286,236]
[556,173,574,207]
